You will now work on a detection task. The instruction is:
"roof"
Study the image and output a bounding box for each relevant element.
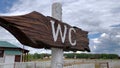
[0,41,29,53]
[5,50,22,55]
[0,41,19,48]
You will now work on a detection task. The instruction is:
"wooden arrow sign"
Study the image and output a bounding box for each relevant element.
[0,11,90,52]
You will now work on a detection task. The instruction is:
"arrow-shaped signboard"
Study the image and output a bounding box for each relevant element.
[0,11,90,52]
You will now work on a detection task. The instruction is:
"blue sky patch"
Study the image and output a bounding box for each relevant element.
[0,0,17,13]
[111,24,120,27]
[88,33,102,39]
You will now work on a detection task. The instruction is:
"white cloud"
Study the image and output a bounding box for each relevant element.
[92,38,101,43]
[93,45,96,49]
[101,33,108,37]
[116,35,120,38]
[0,0,51,16]
[91,27,120,55]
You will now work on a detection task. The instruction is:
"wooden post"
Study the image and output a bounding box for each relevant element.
[27,52,28,62]
[51,2,64,68]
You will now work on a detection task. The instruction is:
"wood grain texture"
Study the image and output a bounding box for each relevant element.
[0,11,90,52]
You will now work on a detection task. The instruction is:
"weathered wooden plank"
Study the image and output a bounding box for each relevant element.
[0,11,90,52]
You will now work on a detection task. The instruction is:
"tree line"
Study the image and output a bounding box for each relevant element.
[27,53,51,61]
[64,53,119,59]
[27,53,119,61]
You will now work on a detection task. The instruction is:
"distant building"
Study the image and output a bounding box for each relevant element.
[0,41,29,63]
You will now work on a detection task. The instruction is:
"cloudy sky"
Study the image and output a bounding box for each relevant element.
[0,0,120,55]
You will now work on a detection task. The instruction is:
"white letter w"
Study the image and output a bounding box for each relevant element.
[50,20,67,43]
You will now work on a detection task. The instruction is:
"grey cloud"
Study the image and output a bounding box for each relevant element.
[1,0,120,54]
[111,7,120,14]
[91,27,120,55]
[2,0,120,32]
[62,0,120,32]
